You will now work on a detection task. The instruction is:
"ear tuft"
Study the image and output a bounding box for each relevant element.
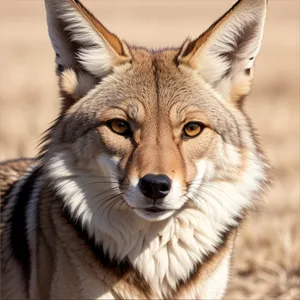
[60,69,78,97]
[60,69,98,101]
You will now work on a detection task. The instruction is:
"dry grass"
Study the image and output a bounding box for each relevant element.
[0,1,299,299]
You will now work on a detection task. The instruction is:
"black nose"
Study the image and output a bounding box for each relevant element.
[139,174,172,199]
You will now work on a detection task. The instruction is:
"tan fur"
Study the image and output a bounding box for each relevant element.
[176,230,236,298]
[1,0,269,299]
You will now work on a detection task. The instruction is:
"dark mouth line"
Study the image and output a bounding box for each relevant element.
[143,207,173,213]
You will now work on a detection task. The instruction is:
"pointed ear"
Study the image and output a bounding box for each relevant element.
[45,0,131,102]
[178,0,267,103]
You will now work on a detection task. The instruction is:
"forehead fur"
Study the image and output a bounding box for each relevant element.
[60,47,241,146]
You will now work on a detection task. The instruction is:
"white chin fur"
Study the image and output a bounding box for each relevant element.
[134,208,176,222]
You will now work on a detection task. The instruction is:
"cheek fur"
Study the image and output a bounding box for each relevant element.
[97,127,132,157]
[182,130,216,161]
[72,130,101,161]
[97,153,120,178]
[186,160,207,198]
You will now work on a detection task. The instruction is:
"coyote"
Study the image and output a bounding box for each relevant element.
[1,0,269,299]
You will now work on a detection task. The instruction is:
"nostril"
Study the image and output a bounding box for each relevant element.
[139,181,149,194]
[139,180,146,190]
[159,183,170,193]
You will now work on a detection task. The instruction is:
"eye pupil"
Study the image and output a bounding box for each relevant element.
[117,122,125,128]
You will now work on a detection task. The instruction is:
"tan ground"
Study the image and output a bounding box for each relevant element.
[0,1,299,299]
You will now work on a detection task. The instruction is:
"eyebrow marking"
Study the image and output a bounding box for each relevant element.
[127,104,141,121]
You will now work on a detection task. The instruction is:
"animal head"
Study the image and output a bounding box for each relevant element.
[43,0,269,234]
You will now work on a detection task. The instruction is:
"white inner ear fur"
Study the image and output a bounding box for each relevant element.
[45,0,130,77]
[182,0,267,101]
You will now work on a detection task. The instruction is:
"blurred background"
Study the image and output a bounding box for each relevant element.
[0,0,299,298]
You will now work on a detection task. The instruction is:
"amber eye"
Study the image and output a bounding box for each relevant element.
[183,122,204,138]
[107,119,131,136]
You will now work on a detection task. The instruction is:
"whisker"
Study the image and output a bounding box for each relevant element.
[90,187,120,202]
[88,193,122,216]
[93,194,122,219]
[80,181,120,188]
[201,183,236,205]
[186,180,236,205]
[74,187,121,214]
[183,193,222,225]
[54,173,120,182]
[187,188,227,211]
